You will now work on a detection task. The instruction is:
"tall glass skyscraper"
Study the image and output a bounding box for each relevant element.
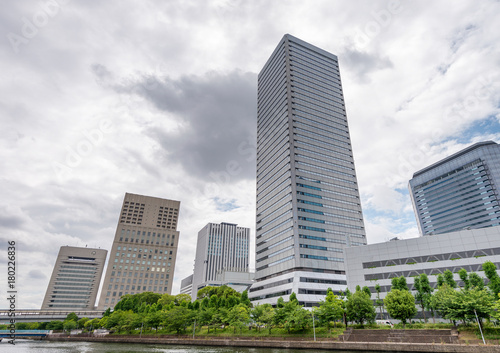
[409,141,500,236]
[249,34,367,306]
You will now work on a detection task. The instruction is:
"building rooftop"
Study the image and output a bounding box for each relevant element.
[412,141,498,178]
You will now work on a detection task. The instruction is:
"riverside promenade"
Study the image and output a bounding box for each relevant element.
[46,335,500,353]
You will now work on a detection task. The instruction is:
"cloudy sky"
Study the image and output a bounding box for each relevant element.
[1,0,499,309]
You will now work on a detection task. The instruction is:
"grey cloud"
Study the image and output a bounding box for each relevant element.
[28,269,46,280]
[101,69,258,182]
[340,48,393,83]
[0,214,26,229]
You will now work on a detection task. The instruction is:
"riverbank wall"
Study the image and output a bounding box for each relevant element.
[45,335,500,353]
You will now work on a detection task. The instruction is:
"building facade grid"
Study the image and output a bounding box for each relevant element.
[250,34,367,307]
[97,193,180,310]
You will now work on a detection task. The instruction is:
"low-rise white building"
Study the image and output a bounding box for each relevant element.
[345,226,500,318]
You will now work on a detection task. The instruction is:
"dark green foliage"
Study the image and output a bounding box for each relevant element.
[362,286,371,298]
[15,322,29,330]
[66,312,78,322]
[414,273,433,323]
[346,286,376,325]
[391,276,408,291]
[145,310,164,331]
[483,261,500,296]
[164,306,195,334]
[469,273,484,289]
[46,320,64,330]
[443,270,457,288]
[375,283,384,319]
[384,289,417,327]
[459,268,470,290]
[240,290,251,307]
[114,292,162,313]
[316,290,343,330]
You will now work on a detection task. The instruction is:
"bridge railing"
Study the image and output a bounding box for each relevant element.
[0,310,104,317]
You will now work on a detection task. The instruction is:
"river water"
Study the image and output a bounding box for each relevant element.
[1,340,378,353]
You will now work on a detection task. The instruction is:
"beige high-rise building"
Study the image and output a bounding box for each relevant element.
[41,246,107,310]
[97,193,181,310]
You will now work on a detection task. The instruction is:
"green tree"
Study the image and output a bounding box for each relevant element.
[27,322,39,330]
[98,316,109,329]
[430,283,456,323]
[164,306,194,334]
[414,273,433,323]
[114,292,161,313]
[197,307,215,333]
[145,310,164,331]
[121,311,142,333]
[228,304,250,333]
[251,304,275,333]
[158,293,176,307]
[391,276,408,291]
[375,284,384,319]
[469,272,484,289]
[345,286,376,325]
[458,268,470,290]
[240,290,251,307]
[84,318,100,331]
[451,287,493,327]
[316,289,344,330]
[46,320,64,331]
[443,270,457,288]
[384,289,416,328]
[63,320,77,332]
[483,261,500,296]
[15,322,29,330]
[77,317,89,330]
[175,293,191,306]
[273,294,310,333]
[66,312,79,322]
[362,286,371,298]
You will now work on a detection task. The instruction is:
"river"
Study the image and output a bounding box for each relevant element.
[1,340,378,353]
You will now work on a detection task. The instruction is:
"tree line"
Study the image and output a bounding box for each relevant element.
[4,261,500,335]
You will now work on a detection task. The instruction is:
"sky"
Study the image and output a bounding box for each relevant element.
[1,0,499,309]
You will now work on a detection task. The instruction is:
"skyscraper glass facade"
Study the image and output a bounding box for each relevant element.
[249,34,366,306]
[409,141,500,236]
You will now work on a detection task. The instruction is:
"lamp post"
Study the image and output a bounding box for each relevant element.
[474,309,486,344]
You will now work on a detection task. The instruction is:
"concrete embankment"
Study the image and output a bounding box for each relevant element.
[45,335,500,353]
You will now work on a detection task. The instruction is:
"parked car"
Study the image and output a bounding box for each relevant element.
[376,320,394,328]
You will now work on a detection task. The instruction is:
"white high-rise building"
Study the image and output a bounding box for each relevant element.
[249,34,367,307]
[190,222,251,299]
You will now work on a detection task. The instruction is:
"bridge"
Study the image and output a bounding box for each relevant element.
[0,330,51,338]
[0,310,103,323]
